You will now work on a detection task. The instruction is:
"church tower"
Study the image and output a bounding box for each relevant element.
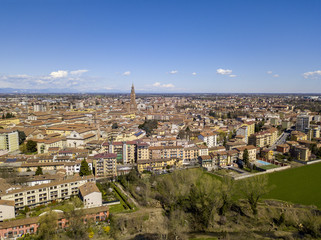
[130,83,137,112]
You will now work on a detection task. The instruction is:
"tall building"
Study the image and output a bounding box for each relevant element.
[0,130,19,153]
[130,83,137,112]
[296,114,310,133]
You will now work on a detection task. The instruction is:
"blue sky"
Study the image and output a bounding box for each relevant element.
[0,0,321,93]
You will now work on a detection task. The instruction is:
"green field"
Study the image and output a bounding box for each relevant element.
[264,162,321,208]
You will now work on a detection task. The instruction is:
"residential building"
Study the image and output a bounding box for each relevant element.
[92,153,117,178]
[0,175,95,211]
[296,114,310,133]
[0,200,15,221]
[0,130,19,153]
[79,182,102,208]
[198,131,217,148]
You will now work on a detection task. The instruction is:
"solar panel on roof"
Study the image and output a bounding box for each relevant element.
[5,158,17,163]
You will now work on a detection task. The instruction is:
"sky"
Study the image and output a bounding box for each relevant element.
[0,0,321,93]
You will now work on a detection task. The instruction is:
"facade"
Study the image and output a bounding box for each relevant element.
[149,146,184,160]
[248,128,278,148]
[137,158,182,172]
[198,132,217,148]
[0,130,19,153]
[136,142,149,161]
[296,114,310,133]
[79,182,102,208]
[293,145,311,161]
[0,206,109,239]
[0,200,15,221]
[0,176,95,211]
[93,153,117,178]
[235,145,257,162]
[236,126,248,143]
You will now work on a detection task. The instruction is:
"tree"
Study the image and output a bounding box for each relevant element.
[240,175,270,215]
[243,149,250,168]
[37,211,58,240]
[66,209,89,240]
[18,130,26,145]
[35,166,43,175]
[26,140,37,153]
[79,159,92,176]
[111,123,118,129]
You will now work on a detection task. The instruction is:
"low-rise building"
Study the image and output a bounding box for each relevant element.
[0,200,15,221]
[79,182,102,208]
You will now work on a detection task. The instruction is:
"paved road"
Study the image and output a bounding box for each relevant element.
[270,132,290,150]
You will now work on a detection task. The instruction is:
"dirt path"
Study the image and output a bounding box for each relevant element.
[114,182,140,208]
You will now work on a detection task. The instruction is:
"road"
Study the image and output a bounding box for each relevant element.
[270,131,290,150]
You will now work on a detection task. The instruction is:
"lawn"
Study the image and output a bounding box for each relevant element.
[264,162,321,208]
[259,164,278,170]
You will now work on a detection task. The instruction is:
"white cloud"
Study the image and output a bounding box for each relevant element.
[273,74,279,78]
[303,70,321,79]
[70,69,88,75]
[229,75,237,78]
[153,82,161,87]
[192,72,197,76]
[170,70,178,74]
[162,83,175,88]
[152,82,175,88]
[217,68,232,75]
[267,71,273,74]
[122,71,131,76]
[50,70,68,78]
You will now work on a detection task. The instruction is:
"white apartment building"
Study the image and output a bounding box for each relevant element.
[198,132,217,148]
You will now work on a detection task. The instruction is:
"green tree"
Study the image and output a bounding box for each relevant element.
[37,211,58,240]
[79,159,92,176]
[35,166,43,175]
[66,209,89,240]
[26,140,37,153]
[111,122,118,129]
[243,149,250,167]
[17,130,26,145]
[240,175,270,215]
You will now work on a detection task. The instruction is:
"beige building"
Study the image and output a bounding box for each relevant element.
[36,137,67,154]
[0,130,19,153]
[136,142,149,161]
[248,128,278,148]
[0,175,95,211]
[235,145,257,162]
[79,182,102,208]
[137,158,182,172]
[0,200,15,221]
[93,153,117,178]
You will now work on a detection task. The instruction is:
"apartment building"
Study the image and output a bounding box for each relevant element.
[198,131,217,148]
[0,175,95,211]
[296,114,310,133]
[0,130,19,153]
[92,153,117,178]
[235,145,257,162]
[148,146,184,160]
[248,128,278,148]
[137,158,182,172]
[136,142,149,161]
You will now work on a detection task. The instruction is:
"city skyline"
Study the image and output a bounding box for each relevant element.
[1,0,321,93]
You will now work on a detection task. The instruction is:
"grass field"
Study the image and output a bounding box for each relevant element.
[264,162,321,208]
